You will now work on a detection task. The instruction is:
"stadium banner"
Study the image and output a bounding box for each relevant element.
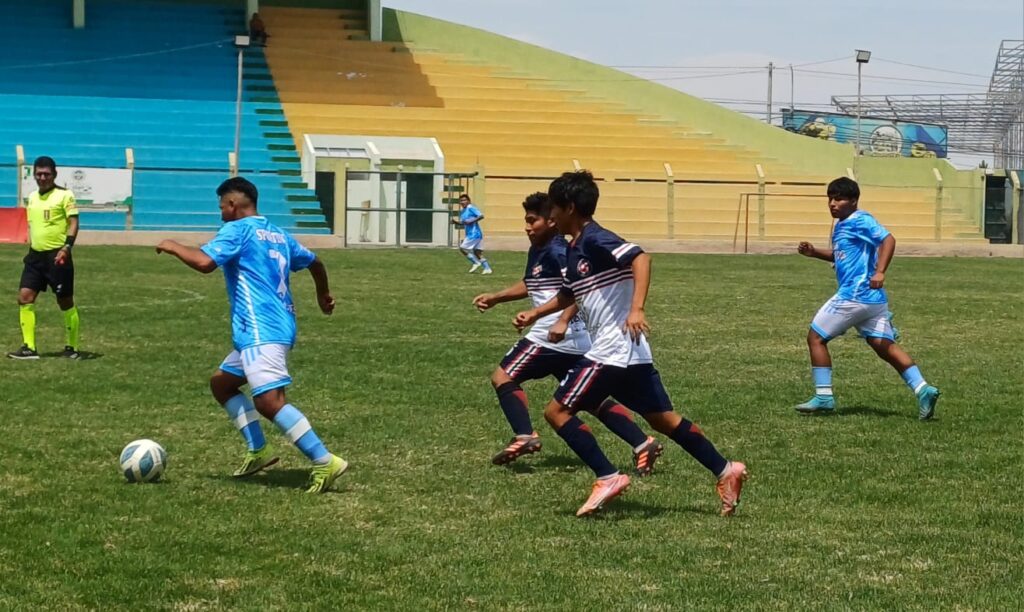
[782,109,948,159]
[20,165,132,207]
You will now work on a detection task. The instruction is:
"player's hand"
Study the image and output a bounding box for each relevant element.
[318,292,336,315]
[797,242,815,257]
[869,271,885,289]
[451,217,462,226]
[547,319,568,343]
[54,247,68,266]
[473,293,496,312]
[155,239,177,255]
[514,309,537,332]
[623,307,650,344]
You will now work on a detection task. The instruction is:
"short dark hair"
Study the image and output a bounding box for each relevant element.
[217,177,259,206]
[521,192,551,217]
[458,193,471,201]
[548,170,599,217]
[33,156,57,172]
[827,177,860,201]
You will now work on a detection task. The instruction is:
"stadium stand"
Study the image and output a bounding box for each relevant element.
[260,4,985,242]
[0,0,328,233]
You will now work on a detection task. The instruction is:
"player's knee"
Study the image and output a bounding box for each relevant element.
[543,401,570,424]
[17,289,36,305]
[57,296,74,310]
[490,367,512,388]
[644,411,681,436]
[807,329,827,346]
[252,389,286,419]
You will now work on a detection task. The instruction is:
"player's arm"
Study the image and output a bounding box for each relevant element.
[797,242,834,262]
[307,257,335,315]
[473,280,528,312]
[54,206,80,266]
[870,234,896,289]
[547,303,579,343]
[514,289,573,331]
[155,240,217,273]
[624,253,652,342]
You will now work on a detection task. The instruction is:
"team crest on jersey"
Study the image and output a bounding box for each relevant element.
[576,258,591,276]
[531,264,543,277]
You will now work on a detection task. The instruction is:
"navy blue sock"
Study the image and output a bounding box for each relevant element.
[556,416,617,477]
[496,382,533,437]
[592,399,647,448]
[670,420,728,476]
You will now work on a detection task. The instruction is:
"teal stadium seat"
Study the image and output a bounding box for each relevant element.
[0,0,328,234]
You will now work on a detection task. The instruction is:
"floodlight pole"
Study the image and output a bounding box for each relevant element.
[766,62,774,124]
[856,61,862,154]
[234,35,251,173]
[855,49,871,155]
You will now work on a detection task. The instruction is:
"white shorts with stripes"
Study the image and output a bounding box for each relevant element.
[810,295,894,342]
[219,343,293,396]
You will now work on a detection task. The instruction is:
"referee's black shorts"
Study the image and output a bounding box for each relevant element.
[20,248,75,298]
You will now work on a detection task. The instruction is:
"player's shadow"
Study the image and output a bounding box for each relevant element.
[568,499,711,520]
[41,350,103,360]
[500,455,584,474]
[211,468,332,491]
[839,405,902,418]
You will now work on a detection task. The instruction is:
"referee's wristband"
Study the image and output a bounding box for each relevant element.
[63,235,76,249]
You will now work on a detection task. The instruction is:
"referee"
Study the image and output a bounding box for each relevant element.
[8,156,82,360]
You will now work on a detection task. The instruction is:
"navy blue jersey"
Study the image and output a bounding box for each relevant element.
[560,222,652,367]
[523,234,588,353]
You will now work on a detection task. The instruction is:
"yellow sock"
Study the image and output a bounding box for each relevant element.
[19,304,36,351]
[63,306,80,350]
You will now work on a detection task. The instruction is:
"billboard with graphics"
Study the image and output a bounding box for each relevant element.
[21,165,132,207]
[782,109,948,159]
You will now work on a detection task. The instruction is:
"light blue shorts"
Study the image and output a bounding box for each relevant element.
[810,295,894,342]
[219,343,292,396]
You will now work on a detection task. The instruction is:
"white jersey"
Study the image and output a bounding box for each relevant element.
[524,235,589,354]
[560,222,652,367]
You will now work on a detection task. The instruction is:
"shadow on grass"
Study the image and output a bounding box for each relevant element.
[208,468,325,491]
[839,405,902,418]
[40,350,103,360]
[569,498,713,520]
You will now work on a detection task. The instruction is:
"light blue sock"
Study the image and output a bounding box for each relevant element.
[223,394,266,452]
[812,367,833,397]
[465,253,482,265]
[900,365,927,394]
[481,258,492,271]
[272,403,330,464]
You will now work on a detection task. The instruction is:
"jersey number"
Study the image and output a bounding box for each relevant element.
[267,249,289,298]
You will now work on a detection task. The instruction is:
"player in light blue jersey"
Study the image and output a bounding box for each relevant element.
[452,193,492,274]
[156,177,349,492]
[797,177,940,419]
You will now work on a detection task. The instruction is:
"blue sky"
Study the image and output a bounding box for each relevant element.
[385,0,1024,165]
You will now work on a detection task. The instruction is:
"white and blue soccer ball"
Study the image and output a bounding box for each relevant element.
[119,439,167,483]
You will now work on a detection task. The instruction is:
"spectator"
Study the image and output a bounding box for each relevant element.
[249,13,268,46]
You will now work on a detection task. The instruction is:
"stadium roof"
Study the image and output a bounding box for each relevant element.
[832,40,1024,169]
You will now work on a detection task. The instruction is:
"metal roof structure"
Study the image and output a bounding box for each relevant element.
[832,40,1024,169]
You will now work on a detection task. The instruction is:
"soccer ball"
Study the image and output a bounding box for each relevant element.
[119,439,167,483]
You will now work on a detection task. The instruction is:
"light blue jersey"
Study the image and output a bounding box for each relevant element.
[201,216,317,350]
[831,210,890,304]
[460,204,483,240]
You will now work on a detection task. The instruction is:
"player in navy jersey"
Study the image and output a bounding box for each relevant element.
[156,177,348,493]
[796,177,940,419]
[473,192,664,473]
[514,171,748,517]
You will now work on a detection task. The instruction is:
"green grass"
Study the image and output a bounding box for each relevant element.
[0,245,1021,610]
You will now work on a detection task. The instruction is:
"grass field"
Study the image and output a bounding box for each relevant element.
[0,244,1021,610]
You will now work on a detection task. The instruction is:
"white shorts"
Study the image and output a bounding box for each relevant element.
[810,296,895,342]
[460,237,483,251]
[219,343,292,396]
